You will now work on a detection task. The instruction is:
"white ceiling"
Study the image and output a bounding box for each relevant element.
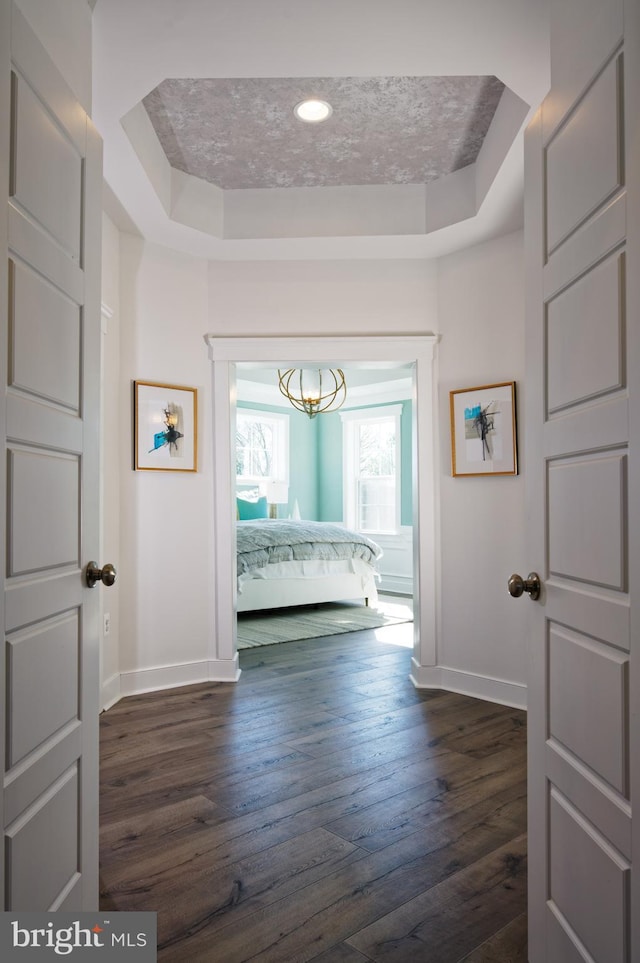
[92,0,550,261]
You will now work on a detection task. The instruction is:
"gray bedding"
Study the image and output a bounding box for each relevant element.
[236,519,382,576]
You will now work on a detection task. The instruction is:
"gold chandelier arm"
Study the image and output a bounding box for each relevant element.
[278,368,347,418]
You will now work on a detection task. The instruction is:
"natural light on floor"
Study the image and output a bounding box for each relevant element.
[373,594,414,647]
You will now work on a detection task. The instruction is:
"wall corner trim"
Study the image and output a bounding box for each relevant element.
[101,672,121,712]
[410,661,527,710]
[100,657,241,709]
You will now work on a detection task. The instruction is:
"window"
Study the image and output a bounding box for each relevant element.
[341,405,402,534]
[236,408,289,485]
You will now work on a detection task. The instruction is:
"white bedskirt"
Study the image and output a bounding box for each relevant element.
[236,558,379,613]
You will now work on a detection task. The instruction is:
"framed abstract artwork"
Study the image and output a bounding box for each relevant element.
[450,381,517,477]
[133,380,198,472]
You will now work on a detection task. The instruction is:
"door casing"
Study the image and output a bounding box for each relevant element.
[206,335,440,684]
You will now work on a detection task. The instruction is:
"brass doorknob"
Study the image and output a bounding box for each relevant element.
[508,572,541,600]
[86,562,117,588]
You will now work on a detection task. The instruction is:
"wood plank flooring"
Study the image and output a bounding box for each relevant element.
[99,624,527,962]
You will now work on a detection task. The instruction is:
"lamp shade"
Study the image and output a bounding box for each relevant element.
[266,481,289,505]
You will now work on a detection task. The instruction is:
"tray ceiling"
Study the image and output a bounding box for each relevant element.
[142,75,505,191]
[93,0,551,259]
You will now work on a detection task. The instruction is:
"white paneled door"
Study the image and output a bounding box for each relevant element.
[0,3,103,909]
[524,0,639,960]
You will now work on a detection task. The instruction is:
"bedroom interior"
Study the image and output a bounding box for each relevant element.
[207,333,439,689]
[234,363,415,638]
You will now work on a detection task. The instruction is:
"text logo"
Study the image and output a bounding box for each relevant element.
[0,913,157,960]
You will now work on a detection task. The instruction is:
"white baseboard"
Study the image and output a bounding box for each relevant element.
[375,527,412,598]
[378,573,413,595]
[410,661,527,710]
[109,656,241,705]
[207,656,242,682]
[104,656,525,712]
[101,672,122,712]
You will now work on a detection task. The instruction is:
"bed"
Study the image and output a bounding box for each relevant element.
[236,518,382,613]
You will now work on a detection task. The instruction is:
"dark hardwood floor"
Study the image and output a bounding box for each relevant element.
[99,623,527,962]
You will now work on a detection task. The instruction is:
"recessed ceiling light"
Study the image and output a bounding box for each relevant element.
[294,99,333,123]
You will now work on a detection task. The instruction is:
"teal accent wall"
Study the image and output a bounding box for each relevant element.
[237,397,413,524]
[287,409,319,519]
[400,399,413,526]
[317,413,343,521]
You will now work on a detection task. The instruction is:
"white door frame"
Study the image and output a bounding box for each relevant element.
[205,335,440,683]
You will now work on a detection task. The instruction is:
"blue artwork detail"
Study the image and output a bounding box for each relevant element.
[464,401,496,460]
[464,404,482,423]
[151,431,167,451]
[149,405,183,454]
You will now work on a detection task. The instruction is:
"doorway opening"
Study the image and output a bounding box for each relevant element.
[206,335,439,685]
[234,363,416,653]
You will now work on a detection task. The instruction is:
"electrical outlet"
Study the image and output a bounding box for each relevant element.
[104,612,111,636]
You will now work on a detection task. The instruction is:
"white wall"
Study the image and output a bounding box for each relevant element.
[436,229,527,699]
[207,259,439,335]
[208,248,527,704]
[117,236,214,694]
[15,0,93,113]
[111,234,527,705]
[113,255,437,691]
[13,0,529,707]
[18,0,528,709]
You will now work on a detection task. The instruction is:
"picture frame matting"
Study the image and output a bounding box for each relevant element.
[449,381,517,477]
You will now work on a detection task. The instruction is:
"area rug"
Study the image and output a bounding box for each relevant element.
[237,600,412,648]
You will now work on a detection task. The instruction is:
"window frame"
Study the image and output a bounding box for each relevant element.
[340,404,403,535]
[235,407,290,487]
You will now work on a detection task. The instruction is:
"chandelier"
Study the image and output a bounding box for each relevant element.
[277,368,347,418]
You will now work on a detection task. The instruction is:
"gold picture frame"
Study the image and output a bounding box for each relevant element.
[450,381,517,477]
[133,380,198,472]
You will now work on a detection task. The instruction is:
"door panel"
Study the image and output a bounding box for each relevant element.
[8,204,84,301]
[1,1,101,910]
[5,767,79,911]
[547,452,626,589]
[525,0,637,959]
[8,448,80,575]
[545,54,623,254]
[10,71,82,260]
[547,915,588,963]
[549,626,628,794]
[545,742,631,862]
[4,726,82,827]
[7,612,79,767]
[544,0,624,136]
[9,257,81,409]
[549,789,629,963]
[546,252,624,412]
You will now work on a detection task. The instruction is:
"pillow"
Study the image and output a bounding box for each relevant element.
[237,492,268,520]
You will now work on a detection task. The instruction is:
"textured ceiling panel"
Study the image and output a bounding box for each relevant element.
[142,75,505,190]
